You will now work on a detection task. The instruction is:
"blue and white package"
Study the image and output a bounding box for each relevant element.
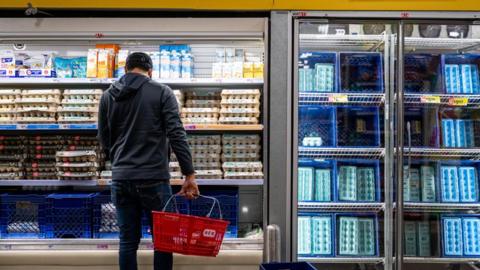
[311,216,332,255]
[181,51,193,79]
[458,166,478,202]
[298,216,312,255]
[443,217,463,256]
[146,52,160,79]
[442,119,457,147]
[445,64,461,94]
[441,166,460,202]
[0,50,15,77]
[462,218,480,256]
[298,167,314,201]
[54,57,87,78]
[169,50,181,79]
[421,166,436,202]
[160,49,170,79]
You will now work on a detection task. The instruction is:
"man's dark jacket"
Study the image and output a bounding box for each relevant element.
[98,72,194,180]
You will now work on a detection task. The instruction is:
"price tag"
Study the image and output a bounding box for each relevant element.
[328,94,348,103]
[420,95,441,104]
[96,244,109,249]
[184,124,197,130]
[448,97,469,106]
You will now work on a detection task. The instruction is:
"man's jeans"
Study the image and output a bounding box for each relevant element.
[111,180,173,270]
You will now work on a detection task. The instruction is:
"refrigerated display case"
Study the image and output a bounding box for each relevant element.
[0,17,268,253]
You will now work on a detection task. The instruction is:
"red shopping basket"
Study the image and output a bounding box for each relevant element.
[152,195,229,257]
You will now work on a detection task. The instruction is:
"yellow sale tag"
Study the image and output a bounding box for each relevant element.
[328,94,348,103]
[448,97,468,106]
[420,95,441,104]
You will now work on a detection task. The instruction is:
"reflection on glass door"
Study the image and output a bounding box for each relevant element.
[294,20,396,268]
[402,22,480,269]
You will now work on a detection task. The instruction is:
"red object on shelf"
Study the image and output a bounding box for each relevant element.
[152,196,229,257]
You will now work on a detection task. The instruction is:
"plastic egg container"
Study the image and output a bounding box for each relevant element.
[443,217,464,256]
[338,216,376,256]
[58,112,98,123]
[222,161,263,172]
[194,169,223,179]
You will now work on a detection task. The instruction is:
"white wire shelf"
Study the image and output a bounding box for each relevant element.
[298,202,384,212]
[403,257,480,264]
[299,34,385,51]
[405,148,480,160]
[404,93,480,107]
[0,78,264,88]
[299,93,385,106]
[299,257,385,264]
[0,179,264,187]
[405,37,480,52]
[402,202,480,213]
[299,147,385,159]
[0,238,262,251]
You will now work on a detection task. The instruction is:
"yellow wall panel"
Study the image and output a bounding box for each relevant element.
[0,0,479,11]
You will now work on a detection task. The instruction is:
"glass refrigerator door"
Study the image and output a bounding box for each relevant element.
[401,22,480,269]
[294,20,396,268]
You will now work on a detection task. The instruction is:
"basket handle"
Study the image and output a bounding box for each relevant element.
[162,194,223,219]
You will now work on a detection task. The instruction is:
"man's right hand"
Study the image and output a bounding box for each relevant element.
[178,174,200,200]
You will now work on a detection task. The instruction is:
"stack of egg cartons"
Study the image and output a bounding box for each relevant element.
[219,89,260,125]
[189,135,222,179]
[16,90,61,123]
[404,166,437,202]
[297,215,333,256]
[338,165,376,202]
[0,136,24,180]
[100,161,112,182]
[181,91,220,124]
[56,135,103,180]
[222,134,263,179]
[404,220,431,256]
[23,136,62,180]
[56,150,99,180]
[442,216,480,256]
[0,89,20,123]
[338,216,376,256]
[58,89,102,123]
[298,167,332,202]
[173,90,184,109]
[445,64,480,94]
[440,165,478,202]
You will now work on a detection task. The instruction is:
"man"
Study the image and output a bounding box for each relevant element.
[98,52,199,270]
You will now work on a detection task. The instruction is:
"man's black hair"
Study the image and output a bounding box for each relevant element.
[125,52,153,72]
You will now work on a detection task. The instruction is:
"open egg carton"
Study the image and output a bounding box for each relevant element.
[0,89,20,123]
[55,150,100,180]
[182,91,221,124]
[219,89,260,125]
[16,89,61,123]
[222,161,264,179]
[58,89,102,123]
[23,136,63,180]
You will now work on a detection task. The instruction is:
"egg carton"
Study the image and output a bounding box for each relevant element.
[0,172,23,180]
[56,166,99,173]
[16,97,61,104]
[169,162,180,170]
[0,154,24,161]
[221,98,260,105]
[58,115,98,123]
[194,170,223,179]
[100,170,112,179]
[58,106,98,113]
[61,98,100,105]
[223,171,264,179]
[0,162,22,172]
[223,134,261,144]
[193,156,221,163]
[57,171,99,180]
[222,152,261,162]
[24,166,57,173]
[184,99,221,108]
[221,89,260,96]
[25,148,57,155]
[188,135,222,145]
[220,109,260,118]
[25,153,56,160]
[56,161,100,169]
[182,117,218,124]
[17,104,58,111]
[0,89,22,96]
[218,117,258,124]
[185,91,221,99]
[223,144,261,152]
[65,136,99,143]
[191,145,222,153]
[56,151,98,162]
[16,113,57,123]
[25,171,58,180]
[220,103,260,110]
[443,217,463,256]
[222,162,263,172]
[62,146,101,152]
[193,162,222,170]
[21,89,61,96]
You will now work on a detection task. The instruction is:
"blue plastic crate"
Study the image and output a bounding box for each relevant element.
[441,215,480,257]
[297,213,335,257]
[298,159,335,202]
[336,160,381,202]
[442,54,480,94]
[46,193,96,239]
[92,194,119,239]
[405,108,440,148]
[339,52,384,93]
[299,106,336,147]
[0,194,47,239]
[336,107,381,147]
[404,54,443,93]
[298,52,337,92]
[335,213,379,257]
[260,262,317,270]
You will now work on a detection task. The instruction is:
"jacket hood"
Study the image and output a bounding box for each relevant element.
[110,73,150,101]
